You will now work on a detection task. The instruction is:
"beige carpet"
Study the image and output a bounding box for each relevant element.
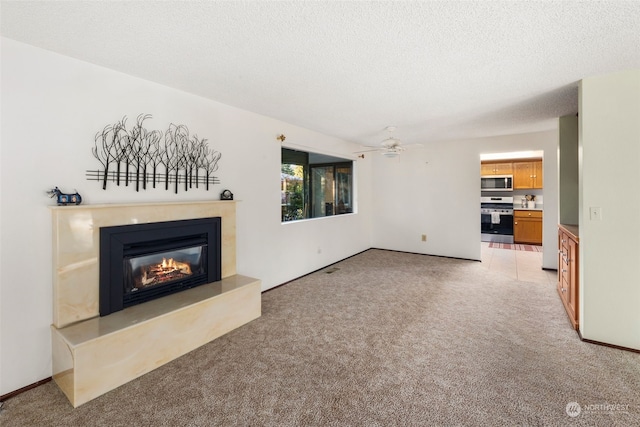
[2,249,639,426]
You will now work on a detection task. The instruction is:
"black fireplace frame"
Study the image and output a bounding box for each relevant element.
[99,217,222,316]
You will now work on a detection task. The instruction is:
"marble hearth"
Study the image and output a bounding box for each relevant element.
[50,201,261,407]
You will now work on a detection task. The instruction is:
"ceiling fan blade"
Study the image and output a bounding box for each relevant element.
[354,148,384,154]
[401,143,424,149]
[359,126,421,155]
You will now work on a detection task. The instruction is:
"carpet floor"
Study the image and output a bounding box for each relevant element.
[1,249,638,426]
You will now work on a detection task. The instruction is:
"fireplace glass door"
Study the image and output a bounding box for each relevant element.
[123,244,206,306]
[100,217,221,316]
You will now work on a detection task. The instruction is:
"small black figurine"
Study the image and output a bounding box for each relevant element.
[47,187,82,206]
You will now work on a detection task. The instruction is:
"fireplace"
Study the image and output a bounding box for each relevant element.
[52,202,262,407]
[99,217,221,316]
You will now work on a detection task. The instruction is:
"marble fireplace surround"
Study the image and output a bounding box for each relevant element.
[50,201,261,407]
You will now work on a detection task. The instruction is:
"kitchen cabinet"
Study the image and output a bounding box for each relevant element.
[481,162,513,176]
[513,160,543,189]
[558,225,579,330]
[514,210,542,245]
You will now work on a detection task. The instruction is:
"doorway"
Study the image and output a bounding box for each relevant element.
[480,150,547,282]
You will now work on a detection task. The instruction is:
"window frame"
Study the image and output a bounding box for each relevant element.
[281,146,355,223]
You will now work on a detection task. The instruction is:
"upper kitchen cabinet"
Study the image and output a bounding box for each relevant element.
[481,161,513,176]
[513,160,543,189]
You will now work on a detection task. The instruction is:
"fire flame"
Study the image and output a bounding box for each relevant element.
[160,258,192,274]
[138,257,194,287]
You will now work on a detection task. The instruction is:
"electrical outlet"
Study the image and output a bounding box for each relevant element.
[421,234,427,242]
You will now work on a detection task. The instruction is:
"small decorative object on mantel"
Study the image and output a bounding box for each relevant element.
[220,189,234,200]
[87,114,222,194]
[47,187,82,206]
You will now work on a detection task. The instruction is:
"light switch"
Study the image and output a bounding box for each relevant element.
[590,207,602,221]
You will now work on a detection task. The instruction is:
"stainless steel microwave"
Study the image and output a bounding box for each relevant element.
[481,175,513,191]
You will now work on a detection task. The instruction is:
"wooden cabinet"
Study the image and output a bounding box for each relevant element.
[482,159,542,188]
[513,160,543,189]
[558,225,579,330]
[481,162,513,175]
[514,210,543,245]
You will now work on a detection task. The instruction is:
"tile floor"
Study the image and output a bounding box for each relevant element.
[480,242,557,285]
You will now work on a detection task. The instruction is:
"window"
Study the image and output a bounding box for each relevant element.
[281,147,353,222]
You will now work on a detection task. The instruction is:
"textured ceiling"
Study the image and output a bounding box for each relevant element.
[2,1,640,147]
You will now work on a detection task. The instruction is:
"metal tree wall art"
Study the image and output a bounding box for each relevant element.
[87,114,221,193]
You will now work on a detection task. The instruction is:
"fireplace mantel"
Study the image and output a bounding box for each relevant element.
[50,201,261,407]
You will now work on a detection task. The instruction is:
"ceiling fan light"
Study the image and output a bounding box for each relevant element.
[382,151,399,158]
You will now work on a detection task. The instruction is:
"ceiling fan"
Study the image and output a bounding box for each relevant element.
[354,126,422,158]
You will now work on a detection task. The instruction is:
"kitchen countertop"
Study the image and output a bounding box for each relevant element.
[513,206,543,211]
[559,224,579,241]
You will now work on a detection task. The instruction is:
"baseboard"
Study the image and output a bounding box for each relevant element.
[371,247,481,263]
[578,331,640,354]
[263,247,481,295]
[263,248,371,294]
[0,377,52,402]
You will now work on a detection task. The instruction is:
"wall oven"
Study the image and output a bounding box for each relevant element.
[481,196,514,244]
[481,175,513,191]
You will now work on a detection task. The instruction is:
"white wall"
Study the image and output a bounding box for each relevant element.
[371,130,558,269]
[579,69,640,349]
[558,115,579,225]
[0,38,373,395]
[0,36,565,396]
